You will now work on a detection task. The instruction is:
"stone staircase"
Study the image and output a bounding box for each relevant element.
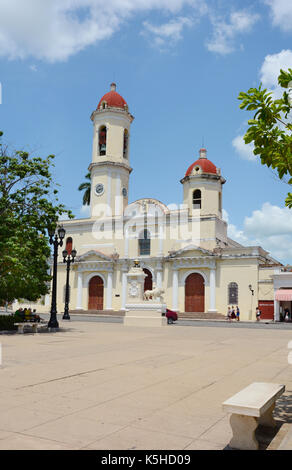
[178,312,227,320]
[69,309,125,316]
[69,309,226,320]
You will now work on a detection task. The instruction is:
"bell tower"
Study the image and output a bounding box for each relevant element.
[89,83,134,218]
[180,148,228,249]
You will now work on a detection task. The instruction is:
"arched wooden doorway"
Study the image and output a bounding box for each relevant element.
[143,269,153,292]
[185,273,205,312]
[88,276,104,310]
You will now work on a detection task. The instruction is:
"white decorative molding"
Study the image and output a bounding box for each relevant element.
[172,257,216,270]
[85,272,107,287]
[77,263,113,272]
[128,281,140,298]
[179,269,209,287]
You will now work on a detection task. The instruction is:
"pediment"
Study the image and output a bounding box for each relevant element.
[76,250,115,262]
[168,244,213,258]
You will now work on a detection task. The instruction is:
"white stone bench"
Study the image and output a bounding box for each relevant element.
[14,322,47,334]
[222,382,285,450]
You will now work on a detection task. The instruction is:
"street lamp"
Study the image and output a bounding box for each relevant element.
[48,225,66,328]
[249,284,254,296]
[62,247,77,320]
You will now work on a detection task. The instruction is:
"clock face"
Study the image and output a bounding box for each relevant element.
[95,183,104,196]
[122,187,127,197]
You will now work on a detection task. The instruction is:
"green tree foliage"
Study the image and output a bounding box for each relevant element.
[238,69,292,206]
[78,172,91,206]
[0,131,74,303]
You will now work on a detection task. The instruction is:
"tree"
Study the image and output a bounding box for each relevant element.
[78,172,91,205]
[238,68,292,206]
[0,131,74,304]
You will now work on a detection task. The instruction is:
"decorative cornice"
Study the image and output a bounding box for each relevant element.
[91,107,134,123]
[167,243,213,258]
[76,250,116,262]
[89,161,132,174]
[180,174,226,185]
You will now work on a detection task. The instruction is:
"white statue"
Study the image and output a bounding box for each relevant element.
[143,287,165,301]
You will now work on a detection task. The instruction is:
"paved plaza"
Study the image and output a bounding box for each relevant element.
[0,320,292,450]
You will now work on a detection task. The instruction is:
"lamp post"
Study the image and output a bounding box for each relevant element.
[62,247,77,320]
[48,226,66,328]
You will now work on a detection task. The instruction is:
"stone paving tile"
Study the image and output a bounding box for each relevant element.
[83,425,193,450]
[0,321,292,450]
[26,415,125,448]
[0,433,76,450]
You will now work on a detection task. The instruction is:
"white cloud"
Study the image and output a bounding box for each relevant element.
[225,203,292,262]
[244,202,292,238]
[232,134,256,161]
[0,0,205,62]
[206,10,260,55]
[260,49,292,98]
[265,0,292,32]
[142,17,193,49]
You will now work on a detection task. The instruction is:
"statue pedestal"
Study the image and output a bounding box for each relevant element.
[124,302,167,327]
[123,264,167,327]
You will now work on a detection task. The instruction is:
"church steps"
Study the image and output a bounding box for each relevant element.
[69,309,226,320]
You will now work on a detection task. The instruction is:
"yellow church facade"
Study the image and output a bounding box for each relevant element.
[32,84,285,321]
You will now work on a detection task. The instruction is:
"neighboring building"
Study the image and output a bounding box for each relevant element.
[15,83,291,321]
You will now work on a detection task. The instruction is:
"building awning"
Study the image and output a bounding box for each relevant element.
[275,289,292,301]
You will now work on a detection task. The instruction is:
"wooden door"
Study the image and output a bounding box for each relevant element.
[88,276,104,310]
[143,269,153,292]
[185,273,205,312]
[258,300,274,320]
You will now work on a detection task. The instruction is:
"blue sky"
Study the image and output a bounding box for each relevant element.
[0,0,292,261]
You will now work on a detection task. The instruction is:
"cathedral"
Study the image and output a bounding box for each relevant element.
[21,83,291,321]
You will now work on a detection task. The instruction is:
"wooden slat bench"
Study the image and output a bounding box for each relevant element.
[14,322,48,334]
[222,382,285,450]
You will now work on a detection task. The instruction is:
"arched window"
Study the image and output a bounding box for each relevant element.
[65,237,72,255]
[193,189,201,209]
[139,229,150,256]
[99,126,107,156]
[228,282,238,305]
[123,129,128,159]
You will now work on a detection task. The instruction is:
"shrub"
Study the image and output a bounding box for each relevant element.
[0,314,22,331]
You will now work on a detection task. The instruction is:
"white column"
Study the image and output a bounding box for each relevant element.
[158,225,164,257]
[156,270,162,289]
[106,271,113,310]
[274,292,280,321]
[208,268,217,312]
[76,271,83,310]
[172,269,179,311]
[124,228,129,258]
[121,270,128,310]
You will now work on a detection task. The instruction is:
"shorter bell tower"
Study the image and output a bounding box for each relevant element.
[89,83,134,218]
[180,148,228,249]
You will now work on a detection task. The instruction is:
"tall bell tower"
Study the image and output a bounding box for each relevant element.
[89,83,134,218]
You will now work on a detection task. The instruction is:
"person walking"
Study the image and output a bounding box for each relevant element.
[231,305,236,320]
[256,307,261,322]
[236,306,240,321]
[227,306,232,322]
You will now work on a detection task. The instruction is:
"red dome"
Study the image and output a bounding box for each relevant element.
[98,83,127,110]
[185,149,217,176]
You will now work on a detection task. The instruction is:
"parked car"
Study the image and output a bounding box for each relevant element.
[165,308,178,324]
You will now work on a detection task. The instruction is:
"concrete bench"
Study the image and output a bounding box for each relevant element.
[14,322,47,334]
[222,382,285,450]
